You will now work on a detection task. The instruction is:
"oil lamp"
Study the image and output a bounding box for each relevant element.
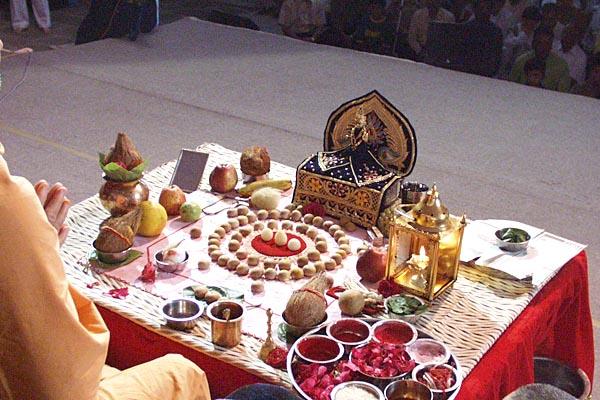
[386,185,466,301]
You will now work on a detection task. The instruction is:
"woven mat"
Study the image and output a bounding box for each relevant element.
[60,143,567,385]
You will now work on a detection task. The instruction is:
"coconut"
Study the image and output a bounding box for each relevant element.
[284,273,329,327]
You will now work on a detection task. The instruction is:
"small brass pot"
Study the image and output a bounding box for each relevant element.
[207,300,245,348]
[99,176,149,216]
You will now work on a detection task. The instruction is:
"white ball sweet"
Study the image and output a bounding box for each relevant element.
[261,228,274,242]
[287,238,301,252]
[274,230,288,246]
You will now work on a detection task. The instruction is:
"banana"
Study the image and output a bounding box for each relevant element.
[238,179,293,197]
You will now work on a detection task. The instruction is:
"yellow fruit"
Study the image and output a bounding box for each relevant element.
[137,201,167,237]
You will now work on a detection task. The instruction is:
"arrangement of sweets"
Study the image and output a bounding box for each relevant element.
[205,203,353,288]
[287,318,462,400]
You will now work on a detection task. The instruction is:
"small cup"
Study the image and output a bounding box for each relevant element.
[207,300,245,348]
[161,298,204,331]
[93,240,131,264]
[384,379,432,400]
[401,182,429,205]
[412,363,461,395]
[407,338,451,365]
[154,250,189,273]
[326,318,372,348]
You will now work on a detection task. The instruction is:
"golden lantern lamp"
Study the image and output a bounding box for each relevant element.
[386,185,466,301]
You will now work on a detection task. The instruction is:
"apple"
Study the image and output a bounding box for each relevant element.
[209,164,238,193]
[180,202,202,222]
[159,185,187,215]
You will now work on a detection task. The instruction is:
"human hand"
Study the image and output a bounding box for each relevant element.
[34,180,71,246]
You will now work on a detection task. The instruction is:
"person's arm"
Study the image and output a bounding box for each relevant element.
[0,156,109,400]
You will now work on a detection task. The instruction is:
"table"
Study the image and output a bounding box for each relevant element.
[61,143,594,399]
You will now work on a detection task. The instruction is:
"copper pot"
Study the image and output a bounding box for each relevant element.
[99,176,149,216]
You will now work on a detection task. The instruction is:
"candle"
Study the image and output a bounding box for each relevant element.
[409,246,429,269]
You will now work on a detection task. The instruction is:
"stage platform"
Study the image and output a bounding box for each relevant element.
[1,16,599,383]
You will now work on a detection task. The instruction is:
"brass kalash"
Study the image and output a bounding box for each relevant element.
[386,185,466,301]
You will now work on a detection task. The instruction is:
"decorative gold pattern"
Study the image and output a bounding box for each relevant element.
[294,168,400,227]
[324,91,417,176]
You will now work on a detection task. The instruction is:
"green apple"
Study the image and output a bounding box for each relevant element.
[179,202,202,222]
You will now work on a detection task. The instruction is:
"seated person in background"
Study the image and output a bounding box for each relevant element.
[572,53,600,98]
[524,56,546,87]
[449,0,473,23]
[553,23,587,85]
[510,25,572,91]
[503,6,541,69]
[494,0,529,36]
[408,0,455,59]
[353,0,395,54]
[462,0,504,77]
[278,0,326,40]
[0,142,211,400]
[540,2,560,36]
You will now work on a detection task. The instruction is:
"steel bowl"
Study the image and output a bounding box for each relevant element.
[161,298,204,331]
[93,240,131,264]
[154,250,189,273]
[384,379,432,400]
[495,227,530,253]
[326,318,372,348]
[407,338,451,365]
[384,294,428,324]
[372,319,418,346]
[295,335,344,364]
[331,381,384,400]
[282,311,329,339]
[412,363,461,395]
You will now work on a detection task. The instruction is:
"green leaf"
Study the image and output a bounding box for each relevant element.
[100,157,147,181]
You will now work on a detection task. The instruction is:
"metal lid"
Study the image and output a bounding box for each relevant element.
[409,185,453,233]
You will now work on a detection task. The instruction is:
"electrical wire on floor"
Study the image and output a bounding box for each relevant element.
[0,47,33,105]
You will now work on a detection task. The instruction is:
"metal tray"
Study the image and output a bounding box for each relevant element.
[286,318,461,400]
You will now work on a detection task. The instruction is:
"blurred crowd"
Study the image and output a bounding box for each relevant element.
[274,0,600,98]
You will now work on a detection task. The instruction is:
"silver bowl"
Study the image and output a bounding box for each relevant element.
[384,294,427,324]
[154,250,189,273]
[412,363,461,395]
[384,379,432,400]
[331,381,384,400]
[495,227,530,253]
[93,240,131,264]
[161,298,204,331]
[282,311,329,338]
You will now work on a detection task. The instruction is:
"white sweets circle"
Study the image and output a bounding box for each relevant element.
[274,230,288,246]
[261,228,274,242]
[287,238,301,252]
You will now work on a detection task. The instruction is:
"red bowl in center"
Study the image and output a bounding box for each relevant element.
[296,335,344,364]
[372,320,418,346]
[326,318,372,346]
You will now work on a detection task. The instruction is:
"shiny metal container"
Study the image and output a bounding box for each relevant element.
[154,250,189,273]
[93,240,131,264]
[161,298,204,331]
[207,300,245,348]
[384,379,432,400]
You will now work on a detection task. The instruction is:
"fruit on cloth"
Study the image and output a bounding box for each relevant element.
[238,179,292,198]
[261,228,274,242]
[250,187,281,210]
[159,185,186,215]
[180,202,202,222]
[137,201,167,237]
[287,238,301,252]
[338,289,365,316]
[251,281,265,295]
[209,164,238,193]
[190,228,202,239]
[240,146,271,176]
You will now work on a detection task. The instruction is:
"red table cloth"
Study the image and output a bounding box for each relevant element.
[98,251,594,399]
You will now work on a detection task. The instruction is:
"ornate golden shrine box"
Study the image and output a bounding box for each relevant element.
[293,91,417,228]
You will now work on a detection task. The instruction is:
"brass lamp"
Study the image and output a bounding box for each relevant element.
[386,185,466,301]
